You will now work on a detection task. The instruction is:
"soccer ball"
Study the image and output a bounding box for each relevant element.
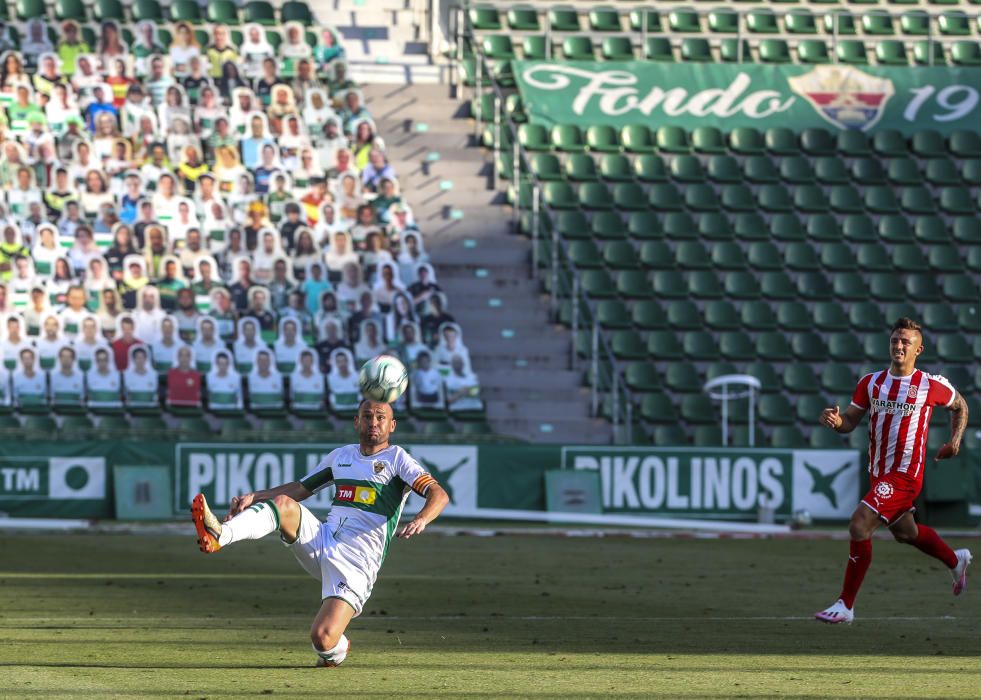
[359,355,408,403]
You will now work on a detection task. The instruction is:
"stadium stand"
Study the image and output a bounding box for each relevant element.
[0,5,493,441]
[461,2,981,447]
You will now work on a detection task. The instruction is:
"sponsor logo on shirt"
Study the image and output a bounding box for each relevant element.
[336,485,377,505]
[870,398,915,417]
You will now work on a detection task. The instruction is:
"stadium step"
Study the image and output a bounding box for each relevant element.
[363,83,614,444]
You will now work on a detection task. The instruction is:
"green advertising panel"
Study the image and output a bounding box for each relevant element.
[560,447,860,520]
[514,61,981,135]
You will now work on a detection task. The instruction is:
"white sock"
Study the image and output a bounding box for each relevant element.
[313,634,349,662]
[218,500,280,546]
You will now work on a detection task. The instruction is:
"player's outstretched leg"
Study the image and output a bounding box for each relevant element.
[192,493,300,553]
[889,514,972,596]
[815,503,879,624]
[310,597,356,668]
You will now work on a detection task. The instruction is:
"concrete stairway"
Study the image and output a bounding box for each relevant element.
[363,84,613,443]
[313,0,448,85]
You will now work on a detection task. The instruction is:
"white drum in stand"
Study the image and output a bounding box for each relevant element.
[703,374,762,447]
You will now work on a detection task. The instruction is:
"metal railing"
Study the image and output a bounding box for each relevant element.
[454,7,636,444]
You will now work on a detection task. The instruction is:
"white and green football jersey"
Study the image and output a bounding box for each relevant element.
[299,444,436,567]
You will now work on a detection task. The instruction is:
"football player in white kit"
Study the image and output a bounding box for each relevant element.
[191,399,449,667]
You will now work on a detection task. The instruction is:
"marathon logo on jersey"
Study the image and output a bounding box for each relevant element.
[787,66,895,131]
[335,485,377,505]
[870,397,916,417]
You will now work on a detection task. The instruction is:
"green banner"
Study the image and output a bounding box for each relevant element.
[560,447,859,520]
[4,440,978,524]
[514,61,981,135]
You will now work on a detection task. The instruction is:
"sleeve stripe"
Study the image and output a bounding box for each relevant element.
[411,474,436,495]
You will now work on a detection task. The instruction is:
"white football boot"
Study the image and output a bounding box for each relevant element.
[314,635,350,668]
[951,549,972,596]
[814,599,854,624]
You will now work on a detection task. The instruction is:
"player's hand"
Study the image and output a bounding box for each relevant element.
[397,518,427,539]
[225,493,255,521]
[820,405,843,430]
[934,443,960,461]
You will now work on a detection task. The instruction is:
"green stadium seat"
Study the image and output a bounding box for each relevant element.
[629,8,662,32]
[836,131,871,158]
[781,156,816,184]
[618,270,654,299]
[518,124,550,152]
[777,300,811,331]
[873,129,908,156]
[725,270,763,300]
[603,241,639,270]
[757,184,793,212]
[627,211,662,239]
[732,212,768,241]
[531,154,562,181]
[552,124,586,152]
[507,7,540,31]
[568,239,602,268]
[631,300,667,329]
[482,35,515,60]
[592,211,626,240]
[548,7,581,31]
[760,39,791,63]
[811,427,847,449]
[611,330,647,360]
[927,244,963,272]
[729,127,765,155]
[944,274,980,302]
[939,11,971,35]
[692,127,726,154]
[813,157,848,185]
[892,243,928,273]
[740,300,776,330]
[680,395,716,425]
[832,272,869,300]
[543,182,577,210]
[784,242,821,270]
[634,154,667,182]
[836,41,868,64]
[685,184,721,212]
[743,156,778,184]
[799,128,835,156]
[671,155,705,183]
[602,36,635,61]
[555,211,589,240]
[828,331,864,359]
[650,184,685,212]
[760,395,794,425]
[565,154,598,182]
[208,0,240,24]
[853,158,886,185]
[771,426,807,448]
[580,269,617,298]
[952,217,981,245]
[786,9,818,33]
[914,41,947,66]
[561,36,595,60]
[520,35,548,60]
[756,332,793,361]
[640,393,678,423]
[653,425,688,446]
[864,186,899,214]
[708,7,739,33]
[589,6,622,31]
[888,157,923,185]
[718,331,755,361]
[744,362,780,392]
[280,0,312,24]
[703,300,740,330]
[645,37,675,62]
[54,0,86,19]
[586,125,620,153]
[709,242,747,270]
[704,155,740,184]
[669,7,702,32]
[657,127,690,154]
[864,12,896,34]
[961,160,981,186]
[693,426,724,446]
[901,187,937,215]
[682,331,720,361]
[952,41,981,66]
[809,215,843,243]
[626,364,663,393]
[939,187,975,215]
[720,184,755,212]
[760,270,797,300]
[469,4,501,29]
[651,269,686,296]
[822,365,858,395]
[784,365,821,394]
[94,0,124,20]
[699,213,735,241]
[169,0,202,22]
[813,301,850,330]
[675,240,711,270]
[688,270,723,298]
[650,331,686,362]
[621,125,656,153]
[825,11,857,34]
[797,39,831,64]
[764,127,798,156]
[923,303,959,332]
[906,274,944,302]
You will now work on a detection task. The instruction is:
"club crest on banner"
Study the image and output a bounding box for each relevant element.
[787,66,895,131]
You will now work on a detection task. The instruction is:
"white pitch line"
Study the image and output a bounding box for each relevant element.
[0,615,970,623]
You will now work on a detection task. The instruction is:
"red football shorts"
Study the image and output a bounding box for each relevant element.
[861,471,921,525]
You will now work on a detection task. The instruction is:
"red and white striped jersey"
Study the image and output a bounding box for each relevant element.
[851,369,956,479]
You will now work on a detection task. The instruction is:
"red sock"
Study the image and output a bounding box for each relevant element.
[839,539,872,609]
[913,525,958,568]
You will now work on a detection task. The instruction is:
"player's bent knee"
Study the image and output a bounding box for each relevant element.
[271,494,297,514]
[310,625,342,652]
[892,529,917,545]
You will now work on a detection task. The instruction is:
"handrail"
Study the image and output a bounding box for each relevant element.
[460,6,636,445]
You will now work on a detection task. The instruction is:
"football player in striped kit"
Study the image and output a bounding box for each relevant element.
[191,399,449,665]
[815,318,970,624]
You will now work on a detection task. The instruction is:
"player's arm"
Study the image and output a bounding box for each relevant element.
[225,481,313,521]
[936,392,968,461]
[397,482,449,539]
[820,403,866,434]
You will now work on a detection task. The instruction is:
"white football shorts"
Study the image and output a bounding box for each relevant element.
[285,504,373,615]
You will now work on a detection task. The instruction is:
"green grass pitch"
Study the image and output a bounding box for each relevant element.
[1,530,979,698]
